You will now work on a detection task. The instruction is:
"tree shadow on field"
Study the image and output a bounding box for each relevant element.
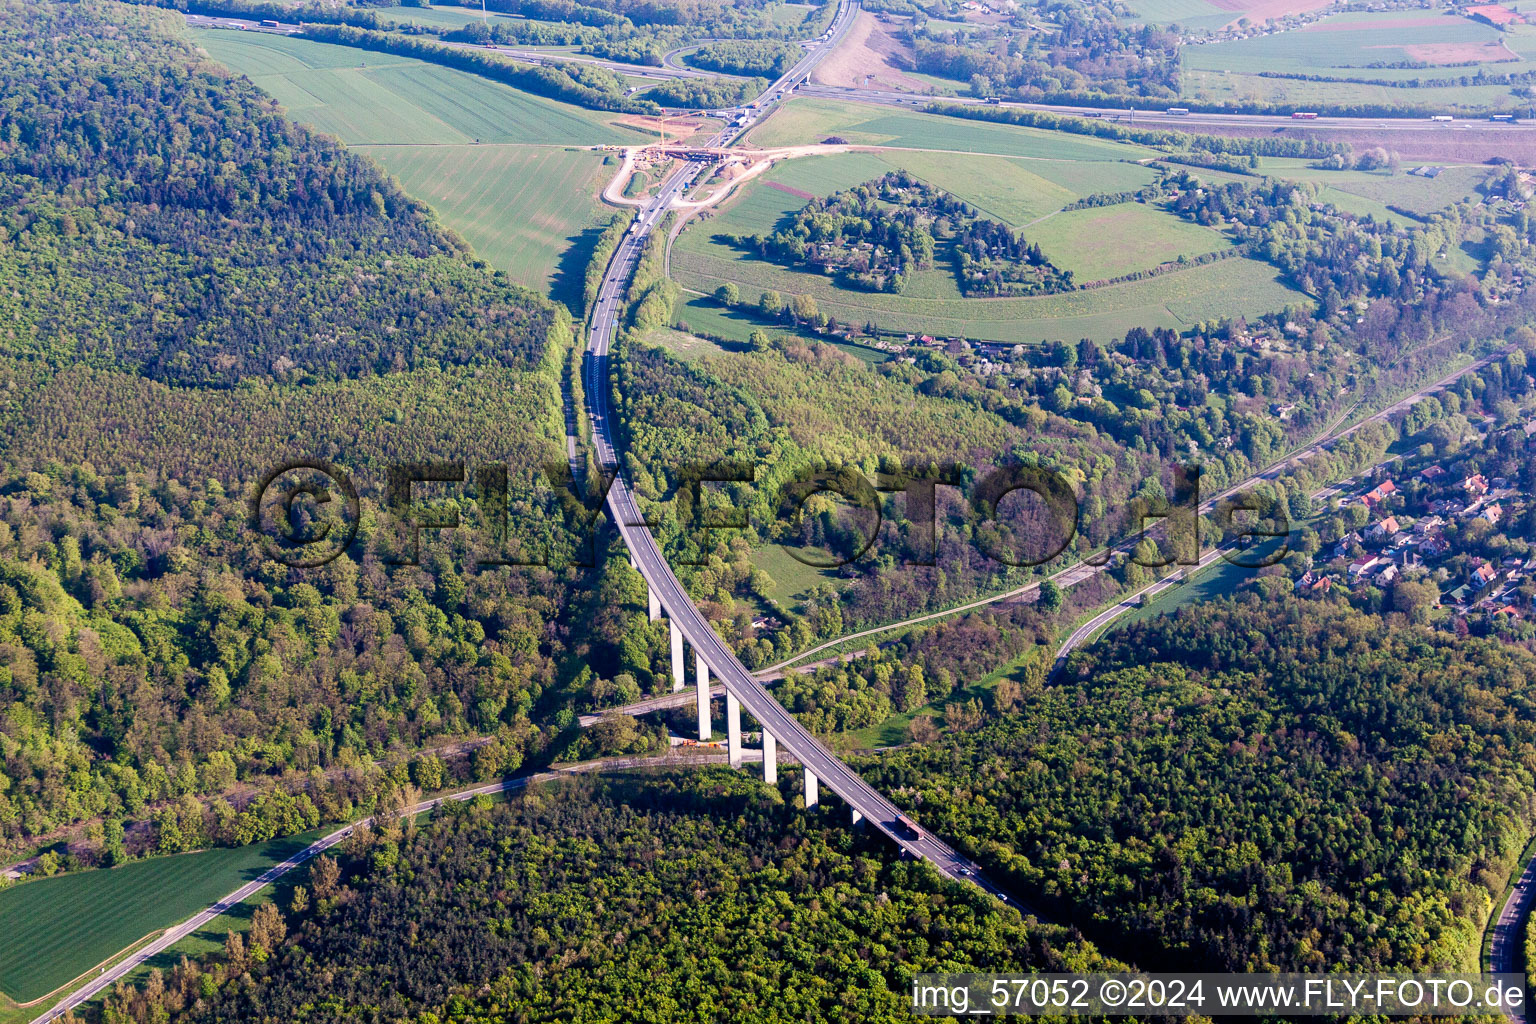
[551,223,608,317]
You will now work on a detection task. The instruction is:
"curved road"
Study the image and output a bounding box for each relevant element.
[581,0,1026,910]
[1050,345,1511,668]
[758,345,1512,678]
[29,755,732,1024]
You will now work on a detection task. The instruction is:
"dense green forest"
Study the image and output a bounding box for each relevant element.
[100,772,1118,1024]
[0,0,594,859]
[864,598,1536,972]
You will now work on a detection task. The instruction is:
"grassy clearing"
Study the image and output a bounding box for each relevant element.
[1316,186,1419,227]
[356,144,614,310]
[749,97,1156,160]
[1029,202,1233,280]
[1112,536,1289,631]
[846,638,1033,749]
[1262,159,1489,215]
[193,29,645,145]
[640,325,734,360]
[0,831,325,1004]
[673,144,1305,343]
[1329,166,1488,215]
[372,5,506,29]
[672,294,827,346]
[749,543,848,611]
[672,242,1308,344]
[768,1,818,28]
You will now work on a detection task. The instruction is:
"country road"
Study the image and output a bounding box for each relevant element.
[757,345,1512,677]
[1489,849,1535,1024]
[28,754,740,1024]
[1048,345,1511,668]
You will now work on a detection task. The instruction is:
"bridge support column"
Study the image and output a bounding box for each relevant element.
[647,586,661,622]
[726,692,742,768]
[670,620,685,692]
[804,768,819,809]
[850,807,863,826]
[695,651,710,742]
[762,729,777,784]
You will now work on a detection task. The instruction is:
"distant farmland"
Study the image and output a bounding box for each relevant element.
[1177,8,1536,111]
[358,144,617,311]
[670,145,1308,344]
[748,97,1157,160]
[192,29,646,146]
[195,28,648,309]
[672,245,1307,345]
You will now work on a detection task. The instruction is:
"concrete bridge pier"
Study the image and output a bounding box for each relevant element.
[762,729,777,784]
[805,768,819,808]
[647,586,661,622]
[850,808,863,825]
[726,692,742,768]
[695,651,711,741]
[670,620,685,692]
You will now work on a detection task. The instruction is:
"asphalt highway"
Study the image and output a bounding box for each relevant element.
[796,83,1536,132]
[580,0,1033,910]
[1490,855,1535,1023]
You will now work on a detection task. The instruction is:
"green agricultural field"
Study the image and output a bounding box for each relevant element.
[686,148,1154,241]
[674,244,1307,343]
[673,159,1308,344]
[0,831,325,1005]
[1176,10,1536,109]
[877,149,1158,224]
[1180,69,1524,112]
[372,4,506,29]
[1121,0,1236,31]
[192,29,646,145]
[357,144,615,310]
[1182,12,1519,77]
[1029,202,1233,281]
[748,97,1157,160]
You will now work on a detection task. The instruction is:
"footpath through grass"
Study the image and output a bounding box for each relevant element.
[0,829,324,1004]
